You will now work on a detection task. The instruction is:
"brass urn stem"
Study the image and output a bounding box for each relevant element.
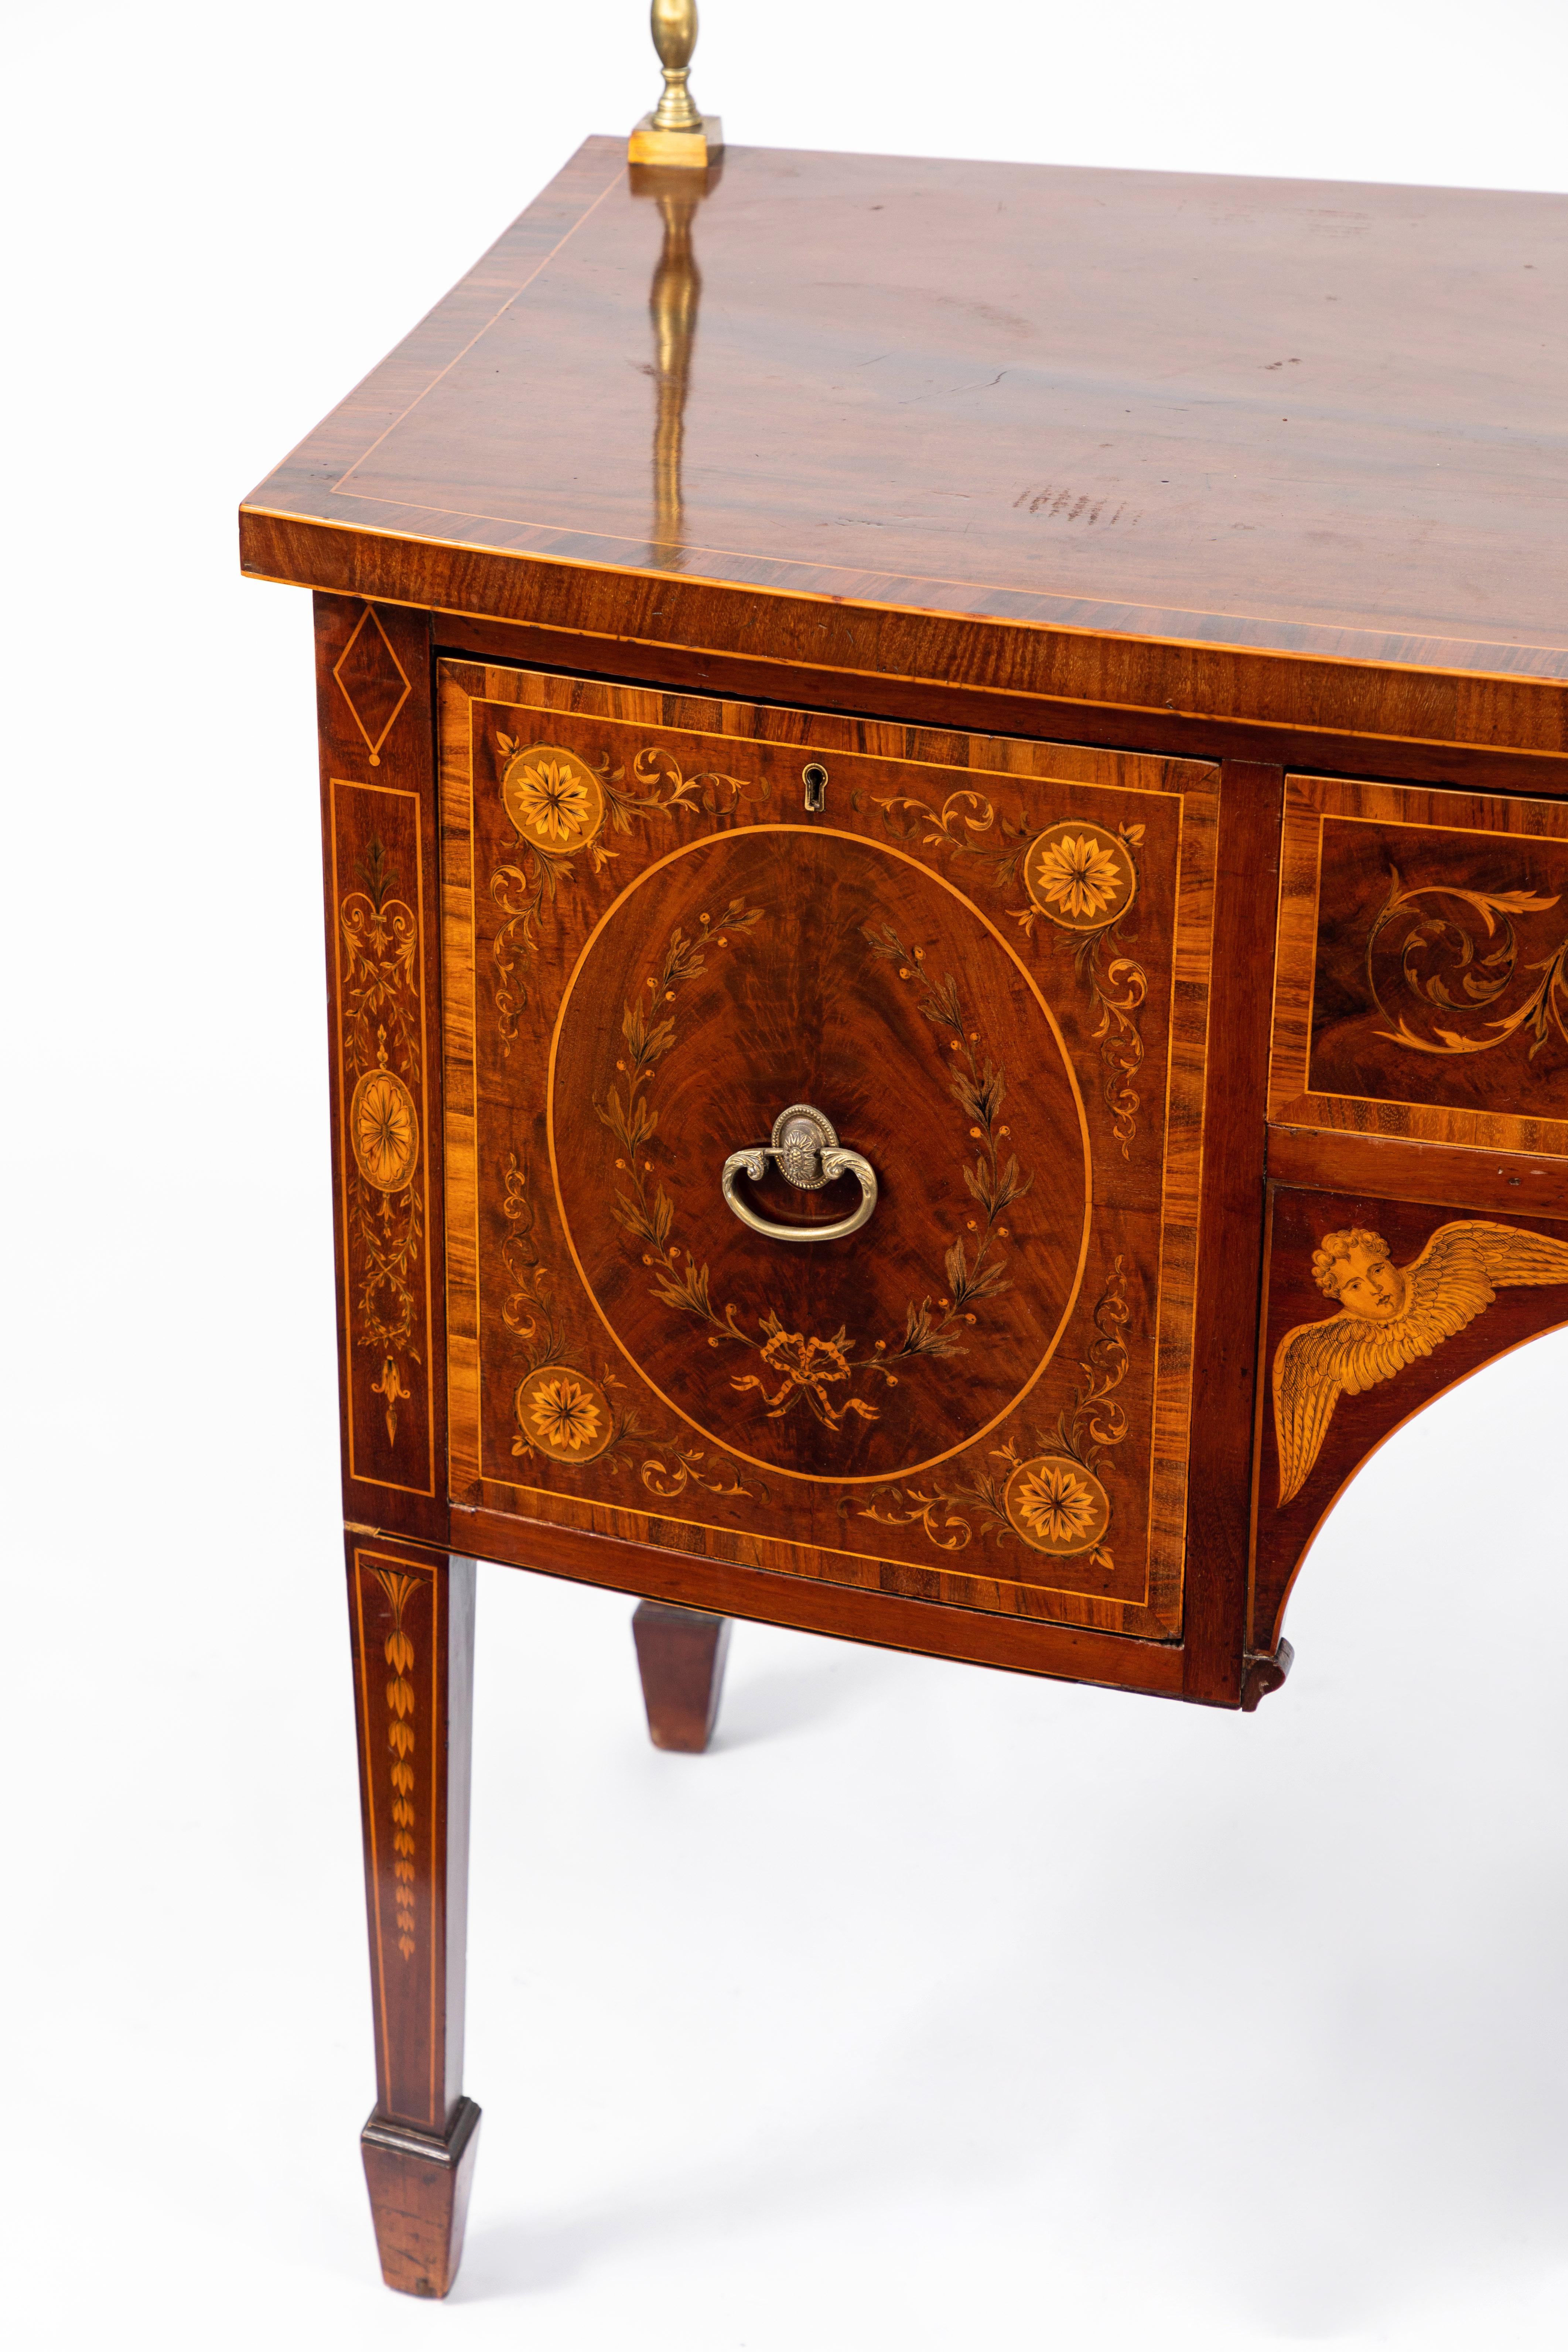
[650,0,702,130]
[629,0,722,167]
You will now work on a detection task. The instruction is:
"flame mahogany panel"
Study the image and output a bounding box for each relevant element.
[551,826,1090,1480]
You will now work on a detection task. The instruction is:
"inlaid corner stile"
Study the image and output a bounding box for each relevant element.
[314,596,447,1531]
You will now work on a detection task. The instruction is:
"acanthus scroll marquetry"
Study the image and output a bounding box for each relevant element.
[440,662,1220,1641]
[1271,774,1568,1157]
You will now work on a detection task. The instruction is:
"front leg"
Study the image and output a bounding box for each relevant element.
[347,1540,479,2296]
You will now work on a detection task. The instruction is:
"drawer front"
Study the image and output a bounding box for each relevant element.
[1271,774,1568,1156]
[441,664,1219,1642]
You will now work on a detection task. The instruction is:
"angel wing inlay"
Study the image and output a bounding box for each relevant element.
[1272,1220,1568,1506]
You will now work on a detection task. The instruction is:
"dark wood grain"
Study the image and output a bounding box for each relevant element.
[632,1602,731,1750]
[1268,1126,1568,1220]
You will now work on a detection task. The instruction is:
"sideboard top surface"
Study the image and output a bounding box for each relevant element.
[243,137,1568,698]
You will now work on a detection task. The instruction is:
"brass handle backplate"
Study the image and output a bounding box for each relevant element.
[720,1104,878,1243]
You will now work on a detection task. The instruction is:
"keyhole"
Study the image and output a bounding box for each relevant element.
[802,762,828,812]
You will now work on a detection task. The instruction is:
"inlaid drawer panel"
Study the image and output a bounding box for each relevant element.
[440,664,1219,1640]
[1271,775,1568,1155]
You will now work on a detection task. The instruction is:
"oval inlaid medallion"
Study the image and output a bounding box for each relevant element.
[549,827,1090,1483]
[1002,1453,1111,1554]
[349,1067,420,1193]
[501,743,605,850]
[516,1363,614,1463]
[1024,820,1137,931]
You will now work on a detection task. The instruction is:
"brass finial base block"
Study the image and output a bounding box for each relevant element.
[631,0,720,167]
[628,112,723,169]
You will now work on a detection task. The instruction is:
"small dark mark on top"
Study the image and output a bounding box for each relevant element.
[1013,485,1132,526]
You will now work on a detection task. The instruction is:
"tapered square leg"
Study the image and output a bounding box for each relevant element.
[348,1542,479,2295]
[361,2099,482,2298]
[632,1601,731,1751]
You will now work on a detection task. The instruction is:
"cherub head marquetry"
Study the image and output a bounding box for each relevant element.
[1273,1218,1568,1507]
[1309,1228,1410,1323]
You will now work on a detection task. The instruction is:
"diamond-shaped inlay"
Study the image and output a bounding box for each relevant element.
[332,605,411,767]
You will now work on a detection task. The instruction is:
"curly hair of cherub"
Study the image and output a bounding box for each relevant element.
[1311,1227,1387,1299]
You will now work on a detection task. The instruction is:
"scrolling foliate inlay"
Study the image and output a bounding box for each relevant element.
[876,789,1148,1155]
[1272,1220,1568,1505]
[489,740,766,1052]
[593,912,1037,1436]
[1366,868,1568,1066]
[341,839,424,1445]
[501,1147,759,1501]
[851,1257,1130,1559]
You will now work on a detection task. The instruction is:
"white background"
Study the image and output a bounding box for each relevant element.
[6,2,1568,2344]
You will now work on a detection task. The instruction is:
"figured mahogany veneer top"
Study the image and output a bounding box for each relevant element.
[243,137,1568,698]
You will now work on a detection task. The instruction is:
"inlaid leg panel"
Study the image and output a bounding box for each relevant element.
[346,1541,479,2297]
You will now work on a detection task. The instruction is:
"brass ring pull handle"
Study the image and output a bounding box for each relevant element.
[720,1103,878,1244]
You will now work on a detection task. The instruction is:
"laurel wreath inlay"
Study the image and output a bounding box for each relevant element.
[875,788,1148,1157]
[592,909,1034,1435]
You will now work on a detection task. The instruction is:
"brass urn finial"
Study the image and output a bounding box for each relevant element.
[629,0,723,167]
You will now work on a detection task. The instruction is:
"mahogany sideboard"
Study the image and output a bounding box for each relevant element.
[240,137,1568,2296]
